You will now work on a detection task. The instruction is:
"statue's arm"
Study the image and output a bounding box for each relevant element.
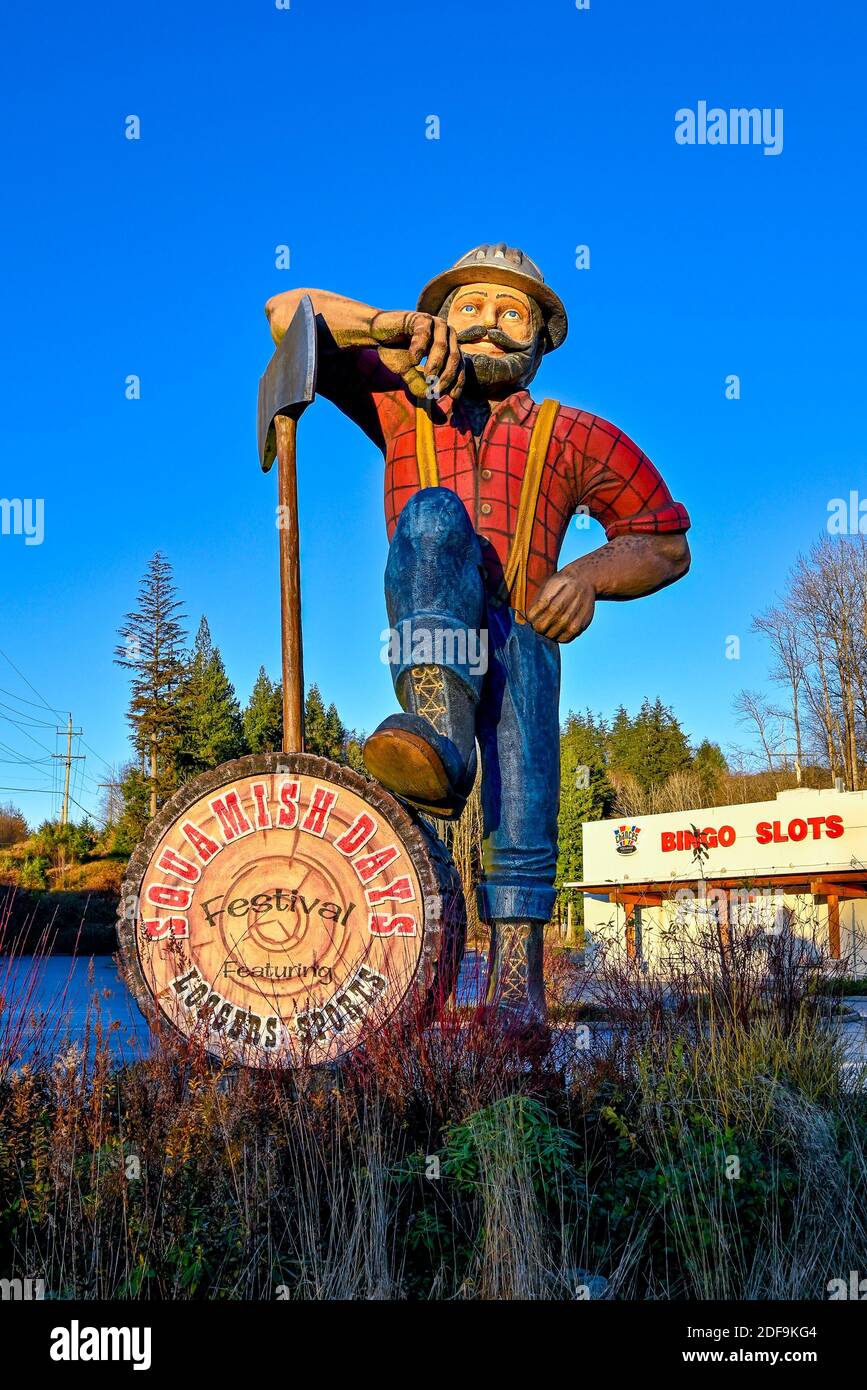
[266,287,385,349]
[264,288,464,399]
[528,416,691,642]
[527,532,690,642]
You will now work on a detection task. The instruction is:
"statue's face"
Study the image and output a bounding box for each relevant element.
[444,281,543,396]
[445,281,535,356]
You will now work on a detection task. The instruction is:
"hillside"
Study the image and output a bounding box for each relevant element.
[0,836,126,953]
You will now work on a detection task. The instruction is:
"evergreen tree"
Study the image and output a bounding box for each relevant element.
[241,677,355,762]
[179,617,244,774]
[114,552,187,816]
[608,705,631,753]
[606,703,637,780]
[243,666,284,753]
[557,711,615,892]
[324,701,348,761]
[693,738,728,800]
[303,686,353,761]
[607,697,692,791]
[344,731,367,774]
[115,764,151,853]
[304,685,331,756]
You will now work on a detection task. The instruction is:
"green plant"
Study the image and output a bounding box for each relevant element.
[18,853,49,889]
[442,1096,580,1197]
[31,819,97,865]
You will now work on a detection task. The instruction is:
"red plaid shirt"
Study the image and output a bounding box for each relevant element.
[320,348,690,610]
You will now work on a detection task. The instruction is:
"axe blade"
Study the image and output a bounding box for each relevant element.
[257,293,318,472]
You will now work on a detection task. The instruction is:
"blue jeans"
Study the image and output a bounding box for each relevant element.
[384,488,561,924]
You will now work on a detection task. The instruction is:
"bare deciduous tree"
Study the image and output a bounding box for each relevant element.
[743,535,866,790]
[733,689,784,773]
[753,604,805,782]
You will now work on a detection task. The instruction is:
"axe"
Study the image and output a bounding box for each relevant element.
[257,294,318,754]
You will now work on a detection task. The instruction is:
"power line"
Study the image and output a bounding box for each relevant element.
[80,738,116,776]
[0,713,57,758]
[0,699,57,727]
[0,646,66,716]
[0,684,68,713]
[0,739,56,780]
[0,786,96,820]
[0,786,63,793]
[0,649,117,820]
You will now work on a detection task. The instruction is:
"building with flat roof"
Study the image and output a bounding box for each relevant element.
[565,787,867,972]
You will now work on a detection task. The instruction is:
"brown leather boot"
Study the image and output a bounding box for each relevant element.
[363,664,477,820]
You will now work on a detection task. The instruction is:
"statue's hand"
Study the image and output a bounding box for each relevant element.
[527,569,596,642]
[371,311,464,400]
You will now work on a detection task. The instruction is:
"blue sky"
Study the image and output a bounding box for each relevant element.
[1,0,864,826]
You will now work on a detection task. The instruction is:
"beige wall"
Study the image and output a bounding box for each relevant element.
[580,889,867,976]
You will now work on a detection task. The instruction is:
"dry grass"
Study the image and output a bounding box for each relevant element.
[0,902,865,1301]
[54,859,126,894]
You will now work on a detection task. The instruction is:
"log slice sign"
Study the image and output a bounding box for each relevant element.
[119,753,463,1067]
[118,297,465,1066]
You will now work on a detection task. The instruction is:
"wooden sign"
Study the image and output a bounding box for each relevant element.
[118,753,465,1067]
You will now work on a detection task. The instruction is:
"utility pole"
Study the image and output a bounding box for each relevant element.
[98,776,124,827]
[53,714,85,825]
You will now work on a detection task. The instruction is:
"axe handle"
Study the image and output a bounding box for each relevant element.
[275,414,304,753]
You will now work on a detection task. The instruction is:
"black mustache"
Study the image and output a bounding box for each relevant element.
[456,324,536,354]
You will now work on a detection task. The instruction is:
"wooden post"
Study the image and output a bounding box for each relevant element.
[717,889,731,956]
[827,893,841,960]
[624,898,637,961]
[275,414,304,754]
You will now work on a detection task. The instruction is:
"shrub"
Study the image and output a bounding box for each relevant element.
[17,853,49,890]
[0,802,27,847]
[31,819,97,866]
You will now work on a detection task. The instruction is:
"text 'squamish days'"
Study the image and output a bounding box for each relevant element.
[137,777,421,1052]
[142,777,419,937]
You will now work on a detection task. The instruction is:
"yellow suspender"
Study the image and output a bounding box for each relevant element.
[415,405,440,489]
[504,399,560,618]
[415,398,560,616]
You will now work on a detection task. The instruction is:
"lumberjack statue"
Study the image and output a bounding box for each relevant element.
[265,244,691,1025]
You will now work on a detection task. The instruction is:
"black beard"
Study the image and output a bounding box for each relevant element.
[461,339,544,398]
[455,325,545,398]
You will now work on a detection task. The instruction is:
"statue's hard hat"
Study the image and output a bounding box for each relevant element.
[417,243,568,352]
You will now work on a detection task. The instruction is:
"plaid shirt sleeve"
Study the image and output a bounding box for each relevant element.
[314,346,403,451]
[566,412,690,540]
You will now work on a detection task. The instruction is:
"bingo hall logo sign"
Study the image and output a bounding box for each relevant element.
[614,824,641,856]
[118,753,463,1068]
